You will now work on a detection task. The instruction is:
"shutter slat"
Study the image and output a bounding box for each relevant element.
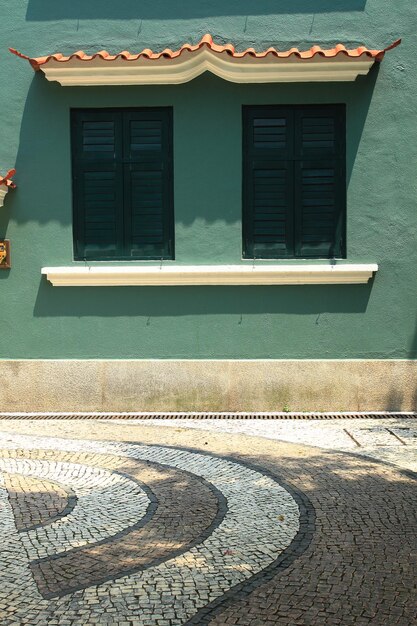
[295,159,344,258]
[128,119,162,156]
[247,161,293,257]
[78,118,118,161]
[295,109,343,159]
[79,167,123,257]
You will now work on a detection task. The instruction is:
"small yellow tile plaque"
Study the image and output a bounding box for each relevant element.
[0,240,11,269]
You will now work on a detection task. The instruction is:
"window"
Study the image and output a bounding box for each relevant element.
[71,108,174,260]
[243,105,346,259]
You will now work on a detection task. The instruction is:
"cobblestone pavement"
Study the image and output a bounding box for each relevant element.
[122,417,417,473]
[0,419,415,625]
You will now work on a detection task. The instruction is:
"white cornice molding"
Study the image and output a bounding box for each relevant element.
[0,185,9,208]
[41,264,378,287]
[41,49,374,86]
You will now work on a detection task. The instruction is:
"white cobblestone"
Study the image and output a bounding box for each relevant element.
[0,418,415,625]
[114,418,417,472]
[0,458,149,558]
[0,433,300,625]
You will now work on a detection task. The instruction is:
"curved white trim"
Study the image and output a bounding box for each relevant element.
[41,48,374,86]
[0,185,9,208]
[41,264,378,287]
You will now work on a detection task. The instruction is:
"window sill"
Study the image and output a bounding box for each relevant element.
[41,263,378,286]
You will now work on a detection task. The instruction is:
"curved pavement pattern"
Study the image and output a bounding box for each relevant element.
[0,422,415,625]
[0,458,150,559]
[4,471,73,531]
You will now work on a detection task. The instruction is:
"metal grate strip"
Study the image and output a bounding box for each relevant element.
[0,412,415,420]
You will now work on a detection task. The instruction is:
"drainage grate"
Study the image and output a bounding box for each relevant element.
[0,412,415,420]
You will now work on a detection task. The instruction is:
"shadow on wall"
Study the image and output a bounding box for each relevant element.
[12,69,378,227]
[0,198,11,246]
[385,387,417,412]
[33,281,374,318]
[410,318,417,360]
[0,191,12,280]
[385,317,417,411]
[384,317,417,410]
[26,0,368,21]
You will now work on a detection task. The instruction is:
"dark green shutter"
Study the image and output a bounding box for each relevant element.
[72,111,124,259]
[72,108,173,261]
[243,105,345,259]
[243,108,295,258]
[294,108,345,258]
[123,111,173,259]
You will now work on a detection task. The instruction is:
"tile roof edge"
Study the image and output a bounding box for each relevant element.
[0,168,16,189]
[9,47,41,71]
[375,38,402,62]
[9,35,402,70]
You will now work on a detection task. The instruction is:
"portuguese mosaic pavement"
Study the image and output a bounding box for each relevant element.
[0,418,415,625]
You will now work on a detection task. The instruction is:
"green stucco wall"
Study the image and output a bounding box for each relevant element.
[0,0,416,360]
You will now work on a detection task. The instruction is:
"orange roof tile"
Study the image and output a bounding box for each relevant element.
[10,34,401,71]
[0,169,16,189]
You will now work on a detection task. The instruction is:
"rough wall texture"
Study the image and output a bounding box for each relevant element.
[0,360,416,412]
[0,1,416,362]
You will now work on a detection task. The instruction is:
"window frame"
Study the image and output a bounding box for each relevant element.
[242,104,346,260]
[71,107,174,262]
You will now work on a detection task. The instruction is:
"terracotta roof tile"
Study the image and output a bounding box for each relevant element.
[0,169,16,189]
[10,34,401,71]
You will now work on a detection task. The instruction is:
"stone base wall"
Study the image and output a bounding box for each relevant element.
[0,359,416,413]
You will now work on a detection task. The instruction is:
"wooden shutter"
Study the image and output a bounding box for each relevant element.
[123,110,173,259]
[243,108,295,258]
[72,108,173,261]
[294,107,345,258]
[72,111,124,260]
[243,105,345,259]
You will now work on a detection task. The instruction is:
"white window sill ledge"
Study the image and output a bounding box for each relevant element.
[41,264,378,286]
